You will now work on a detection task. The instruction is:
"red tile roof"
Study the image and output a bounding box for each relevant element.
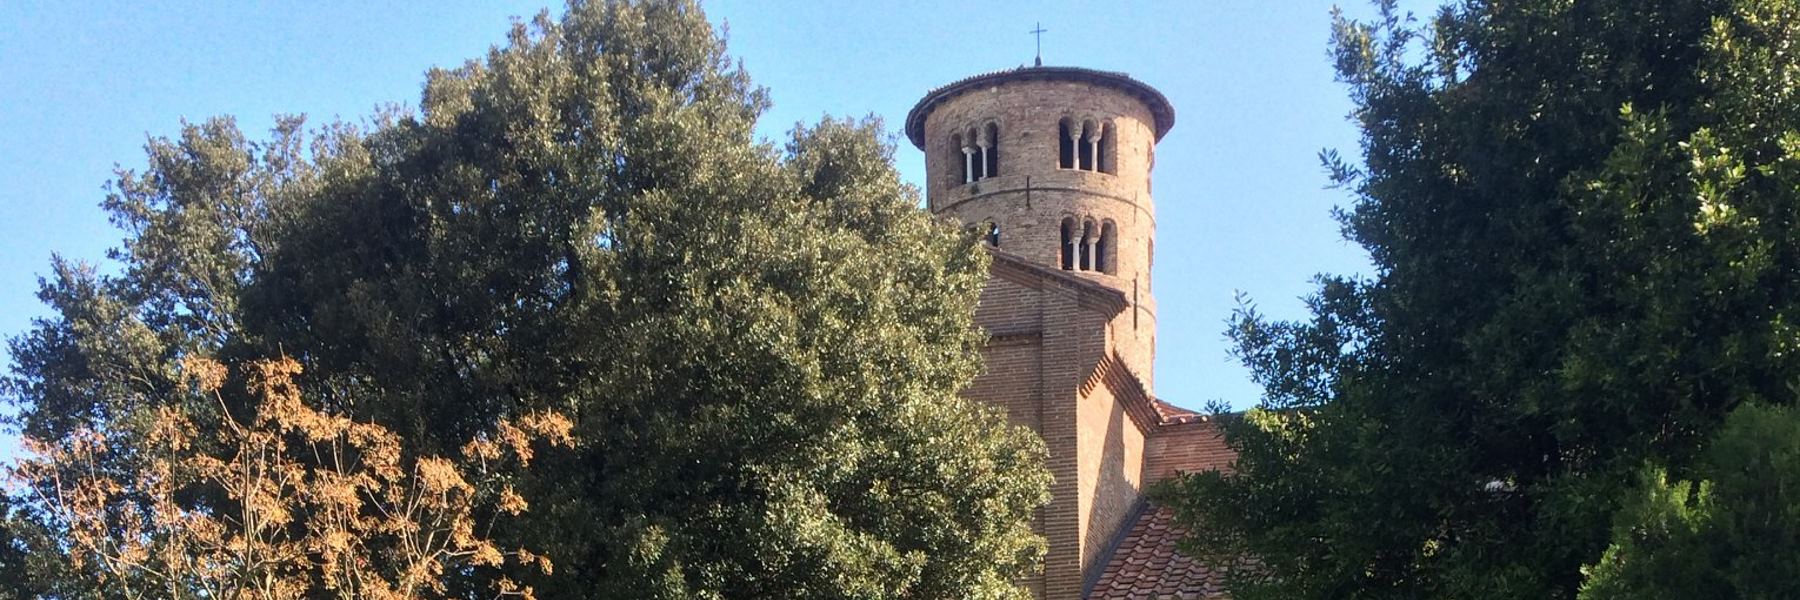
[1090,406,1237,597]
[1086,504,1227,599]
[1152,398,1208,425]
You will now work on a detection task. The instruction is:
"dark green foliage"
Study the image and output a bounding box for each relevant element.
[0,492,66,598]
[1580,402,1800,599]
[1159,0,1800,598]
[4,1,1048,597]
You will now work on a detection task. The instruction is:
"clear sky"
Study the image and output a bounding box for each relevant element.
[0,1,1424,454]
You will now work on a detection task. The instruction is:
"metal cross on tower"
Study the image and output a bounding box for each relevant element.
[1030,23,1047,66]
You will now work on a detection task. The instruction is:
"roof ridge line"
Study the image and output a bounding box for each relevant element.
[986,248,1129,316]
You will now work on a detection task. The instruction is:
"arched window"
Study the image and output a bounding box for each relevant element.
[983,122,1000,178]
[1058,118,1076,169]
[1079,220,1097,271]
[972,127,986,181]
[1099,122,1118,174]
[1060,217,1076,270]
[1078,120,1097,171]
[1059,217,1116,272]
[1099,221,1117,274]
[987,221,1001,247]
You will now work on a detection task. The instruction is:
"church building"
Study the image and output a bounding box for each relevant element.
[906,66,1235,599]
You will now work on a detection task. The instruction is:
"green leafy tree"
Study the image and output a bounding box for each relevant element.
[5,0,1048,597]
[0,491,67,598]
[1159,0,1800,598]
[1579,402,1800,600]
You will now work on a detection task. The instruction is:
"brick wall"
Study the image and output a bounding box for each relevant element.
[1075,375,1146,578]
[971,277,1046,431]
[1144,422,1236,481]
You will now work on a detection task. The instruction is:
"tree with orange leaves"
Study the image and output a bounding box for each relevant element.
[10,355,572,599]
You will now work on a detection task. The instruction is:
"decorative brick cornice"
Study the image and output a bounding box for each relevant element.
[1079,351,1163,434]
[986,329,1043,346]
[1077,349,1219,437]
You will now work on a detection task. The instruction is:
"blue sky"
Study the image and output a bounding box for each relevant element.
[0,1,1424,449]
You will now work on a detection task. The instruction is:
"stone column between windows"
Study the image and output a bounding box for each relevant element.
[978,142,990,180]
[1067,129,1082,170]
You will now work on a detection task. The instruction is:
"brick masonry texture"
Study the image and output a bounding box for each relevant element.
[1077,372,1145,578]
[910,67,1236,599]
[918,73,1162,390]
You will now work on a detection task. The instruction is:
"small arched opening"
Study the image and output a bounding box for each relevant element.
[1100,121,1118,174]
[1079,219,1097,271]
[984,122,1001,178]
[1078,120,1097,171]
[1058,118,1077,169]
[1060,217,1077,270]
[967,128,982,182]
[1099,221,1117,274]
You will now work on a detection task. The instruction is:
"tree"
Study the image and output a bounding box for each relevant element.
[1159,0,1800,598]
[10,355,570,599]
[4,0,1049,597]
[0,491,67,598]
[1579,403,1800,600]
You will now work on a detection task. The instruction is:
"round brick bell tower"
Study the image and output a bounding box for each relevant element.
[905,66,1174,386]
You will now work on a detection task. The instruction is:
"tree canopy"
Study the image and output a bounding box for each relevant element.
[3,1,1049,597]
[1161,0,1800,598]
[1578,402,1800,600]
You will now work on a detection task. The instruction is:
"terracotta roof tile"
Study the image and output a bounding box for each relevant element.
[1086,504,1227,599]
[1152,398,1208,425]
